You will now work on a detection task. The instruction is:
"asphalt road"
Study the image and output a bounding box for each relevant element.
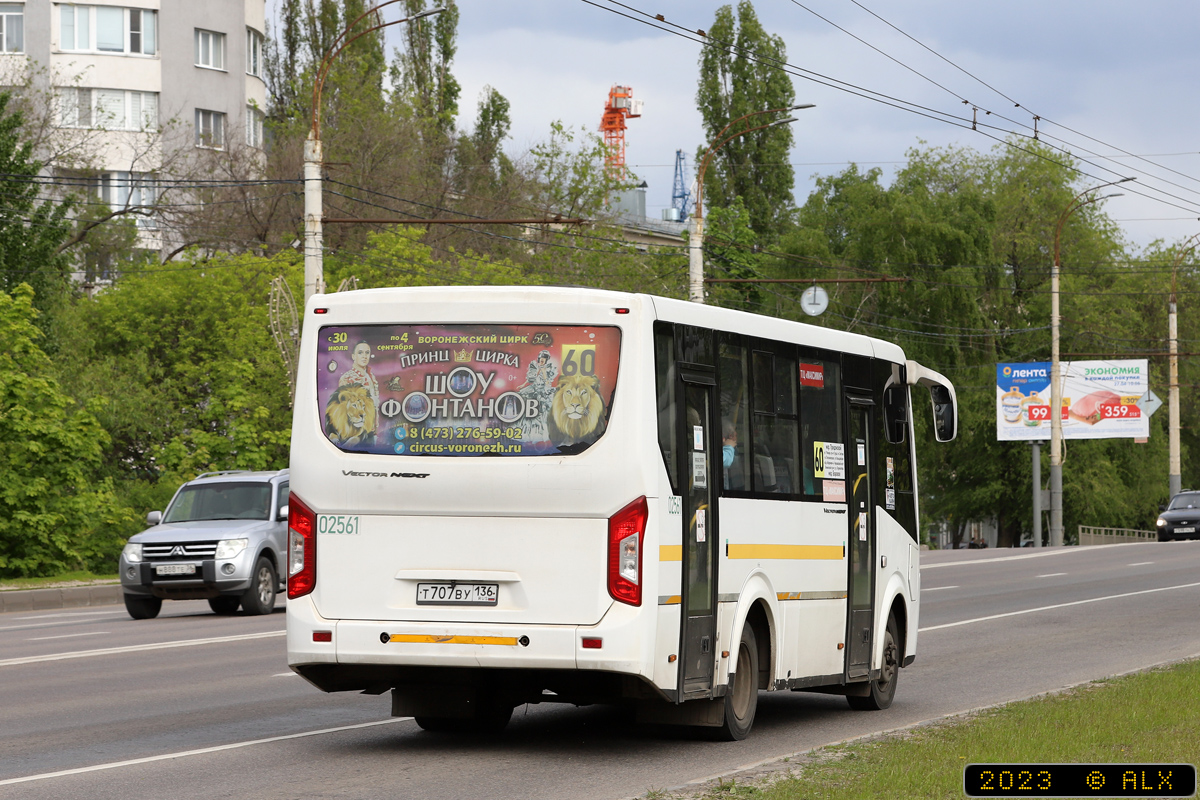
[2,540,1199,799]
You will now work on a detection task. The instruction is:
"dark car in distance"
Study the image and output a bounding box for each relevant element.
[1156,491,1200,542]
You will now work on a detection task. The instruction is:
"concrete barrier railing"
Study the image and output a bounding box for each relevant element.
[1077,526,1156,546]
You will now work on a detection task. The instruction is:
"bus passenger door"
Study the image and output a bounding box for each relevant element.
[679,377,718,698]
[846,400,876,681]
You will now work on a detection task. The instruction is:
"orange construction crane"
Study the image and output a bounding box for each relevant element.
[599,85,643,178]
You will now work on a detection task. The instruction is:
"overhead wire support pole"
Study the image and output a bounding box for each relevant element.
[1169,229,1200,500]
[690,104,814,304]
[1049,176,1135,547]
[304,4,446,310]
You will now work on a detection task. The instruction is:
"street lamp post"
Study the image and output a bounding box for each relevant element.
[1169,230,1200,499]
[688,104,814,304]
[304,4,445,309]
[1049,177,1134,546]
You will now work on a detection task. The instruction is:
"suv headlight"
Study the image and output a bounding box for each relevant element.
[1157,518,1167,527]
[122,543,143,563]
[215,538,249,559]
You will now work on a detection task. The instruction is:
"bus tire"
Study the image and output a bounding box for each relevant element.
[715,623,759,741]
[241,557,277,616]
[124,594,162,620]
[848,613,899,711]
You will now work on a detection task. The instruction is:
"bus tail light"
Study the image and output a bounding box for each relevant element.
[608,496,648,606]
[287,494,317,599]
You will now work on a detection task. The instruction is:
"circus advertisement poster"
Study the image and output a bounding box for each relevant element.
[317,324,621,456]
[997,360,1149,441]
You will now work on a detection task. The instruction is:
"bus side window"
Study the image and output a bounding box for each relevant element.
[654,325,678,492]
[883,383,906,445]
[878,362,917,538]
[799,357,843,502]
[718,336,750,492]
[750,350,799,495]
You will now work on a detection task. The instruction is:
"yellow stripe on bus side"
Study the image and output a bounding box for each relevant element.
[387,634,518,646]
[660,545,683,561]
[727,544,843,561]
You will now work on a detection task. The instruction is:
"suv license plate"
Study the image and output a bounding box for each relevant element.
[416,582,498,606]
[156,564,196,576]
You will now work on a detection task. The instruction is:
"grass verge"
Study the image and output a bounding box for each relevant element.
[690,658,1200,799]
[0,571,119,591]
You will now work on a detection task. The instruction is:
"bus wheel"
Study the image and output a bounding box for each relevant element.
[848,614,899,711]
[715,623,759,741]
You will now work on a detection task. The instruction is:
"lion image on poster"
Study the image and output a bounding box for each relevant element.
[547,374,607,447]
[325,385,377,446]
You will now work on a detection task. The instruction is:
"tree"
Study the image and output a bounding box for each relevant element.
[52,252,297,486]
[703,196,764,311]
[695,0,796,242]
[392,0,461,135]
[0,92,74,317]
[0,285,131,577]
[778,140,1147,547]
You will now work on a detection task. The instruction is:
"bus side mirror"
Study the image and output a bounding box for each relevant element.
[930,385,956,442]
[906,361,958,443]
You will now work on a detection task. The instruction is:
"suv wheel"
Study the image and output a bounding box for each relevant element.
[124,594,162,620]
[208,596,241,615]
[241,557,277,615]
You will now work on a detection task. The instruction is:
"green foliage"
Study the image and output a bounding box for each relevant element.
[696,0,796,242]
[774,140,1155,545]
[328,226,535,289]
[704,196,764,310]
[531,121,635,219]
[470,85,512,174]
[0,285,132,577]
[52,253,297,488]
[392,0,461,134]
[0,92,74,319]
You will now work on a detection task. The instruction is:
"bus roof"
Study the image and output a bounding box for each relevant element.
[307,285,906,364]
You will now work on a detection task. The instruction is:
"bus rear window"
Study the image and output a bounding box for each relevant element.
[316,324,621,456]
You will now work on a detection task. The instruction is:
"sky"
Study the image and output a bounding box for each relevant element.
[301,0,1200,252]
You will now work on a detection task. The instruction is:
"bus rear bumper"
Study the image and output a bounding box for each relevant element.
[287,595,654,687]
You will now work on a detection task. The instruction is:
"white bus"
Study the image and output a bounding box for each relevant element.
[286,286,956,739]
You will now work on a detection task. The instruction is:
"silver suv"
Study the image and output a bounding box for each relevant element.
[119,469,290,619]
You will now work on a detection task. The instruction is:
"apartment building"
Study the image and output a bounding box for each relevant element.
[1,1,267,253]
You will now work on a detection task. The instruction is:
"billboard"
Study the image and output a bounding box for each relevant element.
[996,360,1149,441]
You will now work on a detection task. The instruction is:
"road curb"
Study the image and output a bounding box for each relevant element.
[0,584,123,613]
[636,651,1200,800]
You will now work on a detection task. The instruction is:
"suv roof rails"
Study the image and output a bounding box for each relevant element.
[193,470,255,480]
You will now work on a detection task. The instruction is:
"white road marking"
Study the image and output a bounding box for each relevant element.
[1128,561,1155,567]
[28,631,110,641]
[920,543,1142,570]
[922,586,959,592]
[0,618,125,633]
[11,610,121,621]
[0,718,411,786]
[272,672,297,677]
[920,581,1200,632]
[0,630,285,667]
[1036,573,1067,578]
